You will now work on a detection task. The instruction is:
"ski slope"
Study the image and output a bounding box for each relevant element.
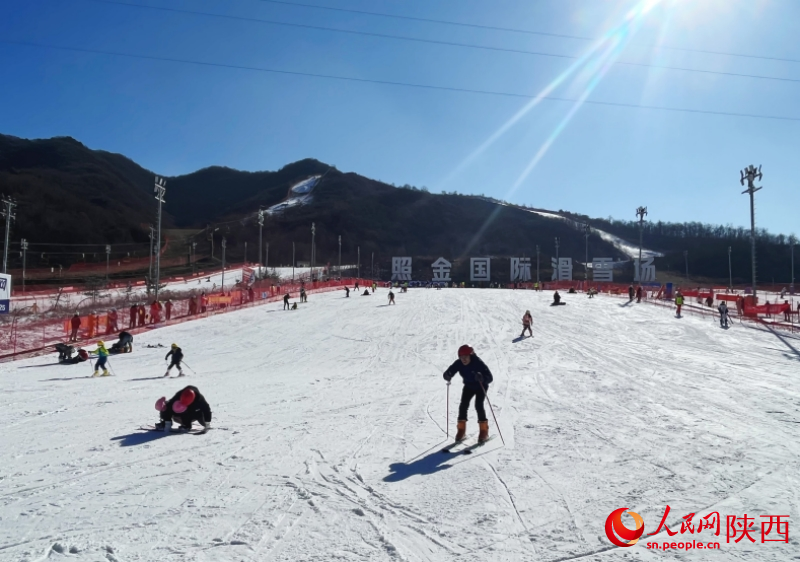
[1,289,798,561]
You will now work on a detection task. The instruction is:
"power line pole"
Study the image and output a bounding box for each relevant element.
[635,206,648,283]
[221,237,226,289]
[21,238,28,293]
[1,196,17,274]
[154,176,166,301]
[740,165,763,300]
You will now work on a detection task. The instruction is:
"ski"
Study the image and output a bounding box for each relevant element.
[139,425,210,435]
[441,439,471,454]
[461,435,497,454]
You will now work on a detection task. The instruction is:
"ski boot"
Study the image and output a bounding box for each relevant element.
[101,369,110,377]
[92,370,99,377]
[455,420,467,442]
[478,421,490,444]
[154,421,166,431]
[163,371,170,377]
[177,370,185,377]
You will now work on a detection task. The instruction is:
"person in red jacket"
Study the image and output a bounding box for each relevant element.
[69,313,81,342]
[106,308,118,334]
[165,299,173,320]
[150,301,160,324]
[129,304,137,329]
[137,304,146,327]
[87,311,97,338]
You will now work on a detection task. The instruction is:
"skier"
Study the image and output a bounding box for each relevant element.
[89,340,110,377]
[628,284,635,302]
[718,301,730,328]
[110,331,134,354]
[354,281,360,291]
[344,286,350,297]
[154,386,212,432]
[675,291,684,317]
[443,345,494,443]
[783,300,792,322]
[300,287,307,303]
[521,310,533,338]
[636,285,643,303]
[283,293,291,310]
[55,343,75,362]
[388,290,396,305]
[164,343,184,377]
[69,313,81,342]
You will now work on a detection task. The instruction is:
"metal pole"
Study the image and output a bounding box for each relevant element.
[154,177,166,301]
[791,239,795,293]
[740,165,763,300]
[536,245,540,284]
[684,250,688,279]
[584,224,590,281]
[244,241,247,264]
[358,246,360,279]
[266,242,269,271]
[21,238,27,293]
[338,235,341,279]
[635,206,647,284]
[311,222,316,281]
[1,197,15,274]
[554,237,559,281]
[106,244,110,282]
[728,246,732,290]
[221,237,226,289]
[148,226,154,287]
[258,210,264,270]
[292,242,295,282]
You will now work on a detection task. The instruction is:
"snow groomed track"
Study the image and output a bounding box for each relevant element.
[1,288,798,561]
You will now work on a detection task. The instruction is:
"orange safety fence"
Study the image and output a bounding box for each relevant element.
[0,278,367,361]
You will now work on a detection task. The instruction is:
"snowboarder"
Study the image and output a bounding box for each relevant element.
[521,310,533,337]
[354,281,360,291]
[362,289,371,296]
[675,291,684,317]
[628,284,635,302]
[89,340,110,376]
[110,331,134,354]
[344,286,350,297]
[154,386,212,432]
[718,301,730,328]
[443,345,493,444]
[388,290,395,305]
[552,291,562,306]
[164,343,184,377]
[69,313,81,342]
[62,348,89,365]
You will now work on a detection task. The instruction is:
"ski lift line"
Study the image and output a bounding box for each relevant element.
[254,0,800,66]
[75,0,800,86]
[2,40,799,123]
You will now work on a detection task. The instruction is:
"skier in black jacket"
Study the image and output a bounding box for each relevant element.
[154,385,212,431]
[164,343,184,377]
[443,345,494,443]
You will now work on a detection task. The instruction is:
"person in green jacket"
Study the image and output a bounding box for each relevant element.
[675,291,684,317]
[90,340,110,376]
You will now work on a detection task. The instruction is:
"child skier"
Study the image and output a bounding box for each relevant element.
[675,291,684,317]
[89,340,110,376]
[388,290,396,305]
[154,386,212,432]
[164,343,184,377]
[718,301,730,328]
[443,345,494,443]
[521,310,533,337]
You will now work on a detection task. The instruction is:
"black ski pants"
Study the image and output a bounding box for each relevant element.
[458,385,487,422]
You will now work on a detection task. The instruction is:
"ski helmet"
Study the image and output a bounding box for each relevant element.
[97,340,104,347]
[179,388,196,406]
[171,343,178,348]
[457,345,473,357]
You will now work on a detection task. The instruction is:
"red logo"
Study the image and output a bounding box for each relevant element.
[606,508,645,547]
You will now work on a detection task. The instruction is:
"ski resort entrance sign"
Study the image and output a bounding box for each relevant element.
[0,273,10,314]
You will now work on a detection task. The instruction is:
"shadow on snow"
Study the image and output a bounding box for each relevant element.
[111,430,172,447]
[383,449,455,483]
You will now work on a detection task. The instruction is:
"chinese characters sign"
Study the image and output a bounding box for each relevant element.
[470,258,491,282]
[511,258,532,282]
[551,257,573,281]
[391,257,412,281]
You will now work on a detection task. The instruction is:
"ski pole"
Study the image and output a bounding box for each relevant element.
[479,380,505,446]
[446,381,450,439]
[106,358,117,377]
[181,360,197,375]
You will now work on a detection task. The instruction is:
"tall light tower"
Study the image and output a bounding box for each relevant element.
[1,196,17,274]
[221,237,227,289]
[258,209,264,272]
[148,225,155,288]
[554,237,559,281]
[311,222,316,281]
[105,244,111,282]
[357,246,360,279]
[740,165,763,300]
[790,236,796,293]
[338,235,342,279]
[728,246,733,290]
[635,206,648,283]
[583,224,591,281]
[21,238,28,293]
[153,176,167,300]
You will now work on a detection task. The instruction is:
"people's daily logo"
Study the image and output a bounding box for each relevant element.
[605,508,645,547]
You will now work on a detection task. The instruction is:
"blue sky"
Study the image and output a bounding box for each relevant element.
[1,0,798,235]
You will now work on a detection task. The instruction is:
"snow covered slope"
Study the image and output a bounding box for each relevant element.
[1,290,798,561]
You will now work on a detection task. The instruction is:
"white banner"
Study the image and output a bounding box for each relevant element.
[0,273,10,314]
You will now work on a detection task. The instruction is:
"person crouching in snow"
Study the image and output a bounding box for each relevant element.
[443,345,493,443]
[154,386,212,432]
[90,340,110,376]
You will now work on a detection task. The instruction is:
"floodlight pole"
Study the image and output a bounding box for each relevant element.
[258,209,264,272]
[536,245,540,284]
[684,250,689,279]
[790,237,795,293]
[583,224,590,281]
[554,237,559,281]
[728,246,733,290]
[2,196,17,274]
[358,246,360,279]
[221,237,226,289]
[338,235,341,278]
[265,242,269,271]
[21,238,28,293]
[635,206,648,283]
[740,165,763,300]
[153,177,166,301]
[292,242,295,282]
[311,222,316,281]
[105,244,111,282]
